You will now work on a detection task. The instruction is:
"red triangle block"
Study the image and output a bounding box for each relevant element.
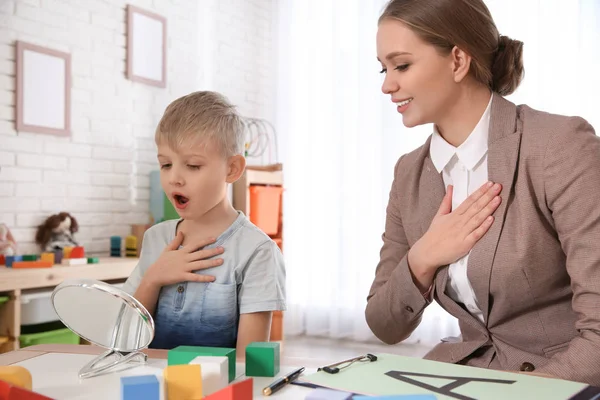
[1,384,53,400]
[203,378,253,400]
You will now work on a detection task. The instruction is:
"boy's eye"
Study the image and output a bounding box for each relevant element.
[187,165,201,170]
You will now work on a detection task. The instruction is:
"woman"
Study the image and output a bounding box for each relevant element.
[365,0,600,385]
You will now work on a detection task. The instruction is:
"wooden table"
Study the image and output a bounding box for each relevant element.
[0,344,323,399]
[0,258,138,353]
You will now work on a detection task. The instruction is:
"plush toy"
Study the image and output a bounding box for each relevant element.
[0,223,17,256]
[35,212,79,252]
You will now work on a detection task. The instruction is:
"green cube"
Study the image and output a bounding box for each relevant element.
[168,346,236,382]
[245,342,280,377]
[23,255,37,261]
[87,257,99,264]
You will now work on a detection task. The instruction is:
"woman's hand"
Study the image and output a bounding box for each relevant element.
[143,231,225,287]
[408,181,503,291]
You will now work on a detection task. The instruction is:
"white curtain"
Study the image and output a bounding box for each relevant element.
[275,0,600,346]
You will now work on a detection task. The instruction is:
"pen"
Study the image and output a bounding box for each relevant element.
[262,366,305,396]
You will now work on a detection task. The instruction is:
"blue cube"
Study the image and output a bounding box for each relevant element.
[5,255,22,268]
[120,375,159,400]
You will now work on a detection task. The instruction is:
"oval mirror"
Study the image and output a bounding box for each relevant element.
[51,279,155,378]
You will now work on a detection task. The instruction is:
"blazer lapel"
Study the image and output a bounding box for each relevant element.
[467,94,522,324]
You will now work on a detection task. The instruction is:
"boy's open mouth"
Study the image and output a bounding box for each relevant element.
[173,194,189,209]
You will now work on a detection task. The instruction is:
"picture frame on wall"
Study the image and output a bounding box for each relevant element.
[126,4,167,88]
[16,41,71,136]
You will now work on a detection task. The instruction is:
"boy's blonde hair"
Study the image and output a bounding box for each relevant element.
[155,91,244,157]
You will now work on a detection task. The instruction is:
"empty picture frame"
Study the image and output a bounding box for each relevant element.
[127,5,167,87]
[16,41,71,136]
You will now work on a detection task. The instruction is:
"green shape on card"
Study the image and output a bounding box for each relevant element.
[245,342,280,377]
[168,346,236,382]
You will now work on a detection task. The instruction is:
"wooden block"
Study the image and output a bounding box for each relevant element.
[70,246,85,259]
[12,261,53,269]
[189,356,229,396]
[164,364,202,400]
[168,346,236,382]
[4,256,21,268]
[245,342,280,377]
[120,375,159,400]
[0,379,10,398]
[22,255,37,261]
[65,258,87,266]
[0,366,32,390]
[40,253,55,264]
[203,378,253,400]
[63,246,73,259]
[0,255,4,265]
[6,385,53,399]
[87,257,99,264]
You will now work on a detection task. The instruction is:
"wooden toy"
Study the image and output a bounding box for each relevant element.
[65,258,87,266]
[63,246,73,259]
[87,257,99,264]
[164,364,202,400]
[110,236,122,257]
[12,261,53,269]
[4,256,22,268]
[40,253,55,264]
[22,255,37,261]
[53,249,63,264]
[120,374,159,400]
[168,346,236,382]
[203,378,253,400]
[0,255,4,265]
[125,235,137,257]
[245,342,280,377]
[189,356,229,396]
[70,246,85,259]
[0,366,32,390]
[5,385,53,400]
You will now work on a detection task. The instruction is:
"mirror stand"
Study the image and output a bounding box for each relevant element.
[79,349,148,379]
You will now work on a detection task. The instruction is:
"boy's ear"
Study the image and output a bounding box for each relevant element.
[226,154,246,183]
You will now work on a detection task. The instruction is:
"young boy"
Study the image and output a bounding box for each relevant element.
[122,91,286,355]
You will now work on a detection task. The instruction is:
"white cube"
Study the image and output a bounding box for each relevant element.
[65,258,87,266]
[188,356,229,396]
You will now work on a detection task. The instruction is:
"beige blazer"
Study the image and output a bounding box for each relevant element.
[365,93,600,385]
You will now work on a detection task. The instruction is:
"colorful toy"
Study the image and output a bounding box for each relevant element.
[3,385,53,400]
[353,396,438,400]
[70,246,85,259]
[5,256,22,268]
[168,346,236,382]
[164,364,202,400]
[53,249,63,264]
[12,261,53,269]
[63,246,73,259]
[203,378,253,400]
[111,236,122,257]
[125,235,137,257]
[34,212,79,252]
[40,253,55,264]
[0,366,32,390]
[120,375,159,400]
[87,257,99,264]
[189,356,229,396]
[245,341,280,377]
[65,258,87,266]
[22,255,37,261]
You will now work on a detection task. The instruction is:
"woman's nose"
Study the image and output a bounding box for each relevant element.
[381,73,399,95]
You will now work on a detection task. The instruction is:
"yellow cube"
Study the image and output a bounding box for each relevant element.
[0,366,32,390]
[63,246,73,259]
[164,364,202,400]
[41,252,55,264]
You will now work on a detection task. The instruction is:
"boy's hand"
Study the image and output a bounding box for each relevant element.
[144,231,224,287]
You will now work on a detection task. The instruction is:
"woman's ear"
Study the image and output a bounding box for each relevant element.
[450,45,472,83]
[226,154,246,184]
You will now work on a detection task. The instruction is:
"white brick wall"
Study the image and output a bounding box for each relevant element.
[0,0,277,256]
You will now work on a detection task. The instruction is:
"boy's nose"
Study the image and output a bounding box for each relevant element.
[168,171,184,186]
